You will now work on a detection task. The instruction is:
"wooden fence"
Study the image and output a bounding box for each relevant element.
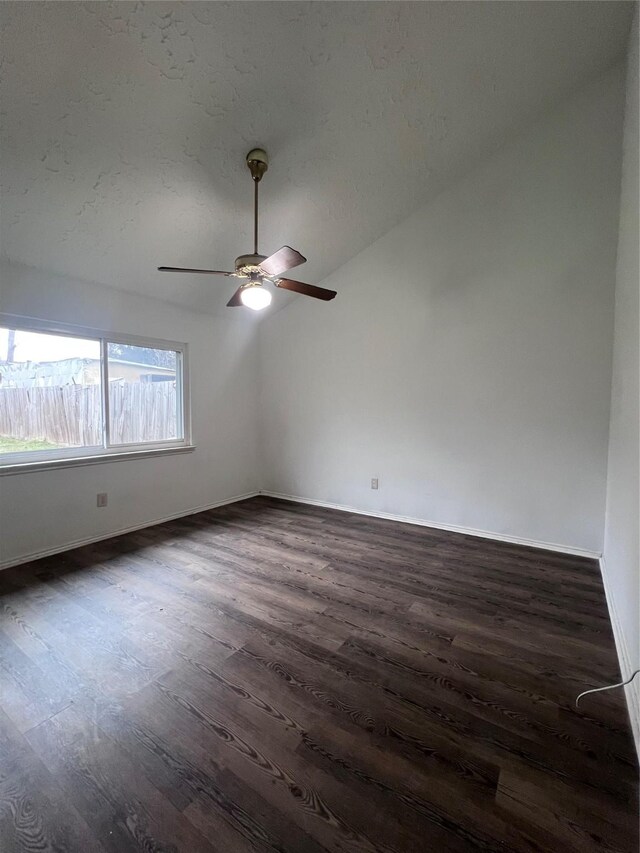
[109,383,178,444]
[0,383,178,447]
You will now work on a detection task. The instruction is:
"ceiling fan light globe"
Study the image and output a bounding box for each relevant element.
[240,285,272,310]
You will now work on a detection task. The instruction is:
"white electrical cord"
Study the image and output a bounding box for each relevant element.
[575,669,640,708]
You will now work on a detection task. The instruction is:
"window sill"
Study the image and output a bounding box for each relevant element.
[0,444,196,476]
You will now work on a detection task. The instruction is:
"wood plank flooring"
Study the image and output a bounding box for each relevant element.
[0,495,637,852]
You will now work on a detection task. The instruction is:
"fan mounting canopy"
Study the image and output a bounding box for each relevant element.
[246,148,268,182]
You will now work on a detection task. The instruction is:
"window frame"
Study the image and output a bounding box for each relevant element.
[0,313,192,472]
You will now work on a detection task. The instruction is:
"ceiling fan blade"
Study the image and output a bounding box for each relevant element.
[259,246,306,277]
[158,267,232,276]
[226,286,246,307]
[276,278,336,301]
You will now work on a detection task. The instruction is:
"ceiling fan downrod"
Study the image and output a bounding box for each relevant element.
[246,148,268,255]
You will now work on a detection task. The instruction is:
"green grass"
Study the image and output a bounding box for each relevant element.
[0,436,61,453]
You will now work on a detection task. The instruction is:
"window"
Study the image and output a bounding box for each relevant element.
[107,343,181,445]
[0,317,190,468]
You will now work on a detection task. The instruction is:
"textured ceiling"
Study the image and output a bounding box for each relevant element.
[0,1,633,317]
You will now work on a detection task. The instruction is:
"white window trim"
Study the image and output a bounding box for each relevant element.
[0,313,193,471]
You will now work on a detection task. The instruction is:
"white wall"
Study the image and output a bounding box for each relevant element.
[602,12,639,749]
[0,261,260,567]
[259,68,625,554]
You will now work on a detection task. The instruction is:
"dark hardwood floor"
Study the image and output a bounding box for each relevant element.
[0,496,637,852]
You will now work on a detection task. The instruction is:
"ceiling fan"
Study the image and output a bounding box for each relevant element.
[158,148,337,310]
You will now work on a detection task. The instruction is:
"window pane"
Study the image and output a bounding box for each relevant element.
[0,327,102,455]
[107,343,180,445]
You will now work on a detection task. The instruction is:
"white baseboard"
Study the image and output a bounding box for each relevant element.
[2,487,600,571]
[259,490,601,559]
[0,490,260,571]
[599,556,640,758]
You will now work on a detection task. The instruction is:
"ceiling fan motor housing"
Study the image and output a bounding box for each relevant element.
[235,254,267,275]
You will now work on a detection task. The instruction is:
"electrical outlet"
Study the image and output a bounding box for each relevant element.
[371,478,379,490]
[97,493,108,508]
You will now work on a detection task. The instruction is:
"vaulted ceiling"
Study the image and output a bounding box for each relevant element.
[1,1,633,316]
